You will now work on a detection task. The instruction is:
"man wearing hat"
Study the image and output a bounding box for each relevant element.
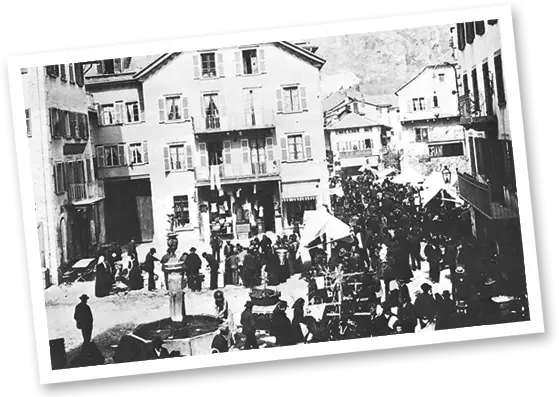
[414,283,437,329]
[211,323,230,353]
[185,247,202,291]
[144,248,160,291]
[74,294,94,346]
[240,301,259,350]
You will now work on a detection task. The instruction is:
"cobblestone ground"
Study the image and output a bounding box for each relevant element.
[45,250,450,364]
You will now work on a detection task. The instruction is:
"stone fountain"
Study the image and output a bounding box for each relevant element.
[129,223,221,357]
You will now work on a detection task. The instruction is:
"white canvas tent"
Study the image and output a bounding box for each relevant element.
[391,168,425,186]
[297,208,352,260]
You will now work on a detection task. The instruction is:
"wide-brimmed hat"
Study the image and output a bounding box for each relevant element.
[420,283,432,293]
[79,294,89,301]
[214,290,224,300]
[455,266,465,274]
[245,301,254,308]
[190,247,197,252]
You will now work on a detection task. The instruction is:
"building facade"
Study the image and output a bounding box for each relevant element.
[23,63,104,287]
[395,63,468,172]
[87,42,329,249]
[454,20,521,259]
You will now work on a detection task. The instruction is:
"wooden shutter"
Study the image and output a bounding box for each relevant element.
[115,102,124,124]
[193,54,201,79]
[96,61,103,74]
[158,98,165,123]
[116,144,125,166]
[235,51,242,75]
[200,95,206,122]
[96,104,104,126]
[217,52,225,77]
[219,94,226,118]
[128,144,134,164]
[223,140,232,164]
[241,139,250,163]
[258,48,266,73]
[425,98,432,112]
[181,96,189,120]
[25,109,31,137]
[84,114,89,139]
[61,110,70,139]
[304,134,312,159]
[300,86,308,111]
[475,21,485,36]
[60,64,67,81]
[407,100,413,113]
[143,141,149,163]
[96,146,105,167]
[163,146,170,171]
[265,137,274,160]
[75,63,84,87]
[53,165,59,194]
[69,112,76,138]
[280,137,288,162]
[199,142,208,167]
[276,89,283,113]
[466,22,475,44]
[114,58,122,73]
[186,145,193,169]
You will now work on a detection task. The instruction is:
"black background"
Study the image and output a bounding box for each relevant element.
[0,1,556,395]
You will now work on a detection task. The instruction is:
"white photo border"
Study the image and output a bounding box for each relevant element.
[7,4,544,385]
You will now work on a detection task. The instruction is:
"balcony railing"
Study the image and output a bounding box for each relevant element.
[457,172,518,220]
[195,161,280,183]
[68,180,105,203]
[194,109,275,134]
[338,149,373,159]
[458,91,496,128]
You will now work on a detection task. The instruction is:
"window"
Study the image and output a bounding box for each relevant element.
[242,49,258,74]
[100,145,126,167]
[173,196,190,227]
[465,22,475,44]
[126,102,140,123]
[158,96,189,123]
[488,19,498,26]
[74,63,84,87]
[433,95,439,108]
[415,127,429,143]
[412,97,426,111]
[438,73,445,82]
[456,23,466,51]
[494,54,506,107]
[169,144,186,170]
[129,142,145,164]
[102,104,115,125]
[201,52,216,78]
[166,96,181,121]
[60,65,67,81]
[288,134,303,161]
[25,109,31,137]
[475,21,485,36]
[202,93,221,129]
[69,63,75,84]
[45,65,59,77]
[277,86,308,113]
[102,60,115,74]
[53,163,66,194]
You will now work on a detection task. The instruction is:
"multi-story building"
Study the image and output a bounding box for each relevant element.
[87,42,329,249]
[23,63,104,287]
[453,20,521,257]
[323,89,398,173]
[395,63,468,172]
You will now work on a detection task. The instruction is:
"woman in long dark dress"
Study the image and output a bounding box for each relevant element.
[291,298,306,344]
[270,301,294,346]
[94,256,111,297]
[128,261,144,290]
[265,249,281,286]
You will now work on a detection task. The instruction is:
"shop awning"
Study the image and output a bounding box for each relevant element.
[282,181,319,202]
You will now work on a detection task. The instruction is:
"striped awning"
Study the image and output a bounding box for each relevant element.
[282,181,319,202]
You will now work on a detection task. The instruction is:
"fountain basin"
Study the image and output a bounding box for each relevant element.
[131,315,221,356]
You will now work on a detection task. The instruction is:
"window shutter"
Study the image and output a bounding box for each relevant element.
[60,65,67,81]
[181,96,189,120]
[84,114,89,140]
[186,145,193,169]
[75,63,84,87]
[158,98,165,123]
[280,137,288,162]
[96,146,105,167]
[258,48,266,73]
[193,54,201,79]
[69,112,76,138]
[466,22,475,44]
[128,144,134,164]
[118,145,127,166]
[115,102,124,124]
[235,51,242,75]
[25,109,32,137]
[241,139,250,163]
[96,61,103,74]
[199,143,208,167]
[217,52,225,77]
[143,141,149,163]
[425,98,432,112]
[200,95,206,122]
[475,21,485,36]
[266,137,274,160]
[163,146,170,171]
[219,95,226,118]
[300,86,308,111]
[304,134,312,159]
[53,165,58,194]
[114,58,122,73]
[223,140,232,164]
[96,104,104,126]
[61,110,70,139]
[407,100,413,113]
[276,89,283,113]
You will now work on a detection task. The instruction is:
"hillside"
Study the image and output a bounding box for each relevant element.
[308,25,455,97]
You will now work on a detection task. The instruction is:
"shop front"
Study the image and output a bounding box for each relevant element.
[281,181,320,235]
[197,181,281,242]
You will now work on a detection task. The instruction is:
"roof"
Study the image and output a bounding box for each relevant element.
[323,89,399,113]
[326,112,388,130]
[322,91,347,113]
[85,72,137,86]
[395,62,457,96]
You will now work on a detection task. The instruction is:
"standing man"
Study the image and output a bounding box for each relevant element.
[240,301,259,350]
[210,233,223,263]
[74,294,93,347]
[144,248,160,291]
[127,238,138,266]
[203,252,220,290]
[185,247,202,292]
[408,227,422,271]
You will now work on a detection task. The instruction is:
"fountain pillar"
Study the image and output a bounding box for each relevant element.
[164,232,186,325]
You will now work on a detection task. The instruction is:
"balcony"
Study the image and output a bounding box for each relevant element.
[457,172,518,220]
[195,161,280,185]
[458,91,497,131]
[338,149,373,159]
[68,180,105,204]
[193,109,275,134]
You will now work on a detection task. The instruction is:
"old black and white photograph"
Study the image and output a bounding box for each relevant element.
[7,5,544,385]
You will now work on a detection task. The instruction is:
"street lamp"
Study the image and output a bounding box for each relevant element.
[442,166,451,184]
